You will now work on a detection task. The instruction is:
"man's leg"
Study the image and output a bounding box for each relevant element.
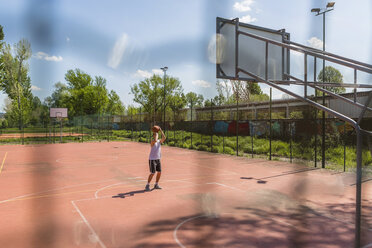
[145,174,153,191]
[155,172,161,183]
[154,172,162,189]
[147,173,154,183]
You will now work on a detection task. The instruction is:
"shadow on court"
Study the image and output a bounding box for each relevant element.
[132,199,372,248]
[112,189,153,199]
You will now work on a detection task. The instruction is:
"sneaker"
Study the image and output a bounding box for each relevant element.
[154,184,162,190]
[145,184,150,191]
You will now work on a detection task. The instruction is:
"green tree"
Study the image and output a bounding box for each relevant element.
[317,66,345,94]
[0,39,33,129]
[107,90,125,115]
[47,69,122,119]
[44,82,70,108]
[131,74,184,122]
[185,92,204,108]
[0,25,4,49]
[169,93,187,121]
[64,69,109,116]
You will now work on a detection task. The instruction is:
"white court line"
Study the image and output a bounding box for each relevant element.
[206,182,245,192]
[173,212,295,248]
[95,183,125,199]
[95,177,145,198]
[71,200,106,248]
[0,178,115,204]
[173,215,211,248]
[362,243,372,248]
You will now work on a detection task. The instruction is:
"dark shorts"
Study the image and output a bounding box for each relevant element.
[149,159,161,174]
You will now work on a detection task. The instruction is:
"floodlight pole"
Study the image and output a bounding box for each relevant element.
[161,67,168,131]
[312,3,334,169]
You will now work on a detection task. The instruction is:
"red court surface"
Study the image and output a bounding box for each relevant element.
[0,141,371,248]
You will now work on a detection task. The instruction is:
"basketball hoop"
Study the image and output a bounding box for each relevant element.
[50,108,68,143]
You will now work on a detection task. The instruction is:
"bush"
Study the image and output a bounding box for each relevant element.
[223,146,235,155]
[197,145,208,151]
[212,147,219,153]
[272,141,290,157]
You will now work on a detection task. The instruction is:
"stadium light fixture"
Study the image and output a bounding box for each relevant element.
[311,2,335,169]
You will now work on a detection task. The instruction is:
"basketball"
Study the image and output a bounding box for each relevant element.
[152,125,160,133]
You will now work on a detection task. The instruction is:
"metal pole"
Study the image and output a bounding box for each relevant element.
[81,117,84,143]
[173,102,176,141]
[163,70,166,130]
[60,118,62,143]
[343,122,346,172]
[251,124,254,158]
[290,122,293,163]
[154,83,156,125]
[322,12,326,169]
[53,119,55,144]
[314,58,318,167]
[235,18,239,156]
[190,101,193,148]
[236,94,239,156]
[269,87,272,160]
[107,116,109,142]
[211,100,213,152]
[355,128,363,248]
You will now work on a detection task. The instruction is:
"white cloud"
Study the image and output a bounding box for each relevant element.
[151,69,163,75]
[34,52,63,62]
[307,37,323,50]
[66,37,70,42]
[31,85,41,91]
[134,69,152,78]
[240,15,257,23]
[108,33,129,69]
[134,69,163,78]
[192,80,212,88]
[233,0,254,12]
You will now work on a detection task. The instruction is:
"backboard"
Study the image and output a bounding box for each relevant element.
[216,17,290,82]
[50,108,68,118]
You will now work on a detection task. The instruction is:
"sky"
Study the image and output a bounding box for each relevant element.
[0,0,371,110]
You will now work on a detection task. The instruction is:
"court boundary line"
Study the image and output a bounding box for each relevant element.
[0,152,8,175]
[71,200,107,248]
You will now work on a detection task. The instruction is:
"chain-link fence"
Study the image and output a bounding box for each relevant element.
[0,110,371,172]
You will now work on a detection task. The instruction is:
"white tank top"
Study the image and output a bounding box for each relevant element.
[149,140,161,160]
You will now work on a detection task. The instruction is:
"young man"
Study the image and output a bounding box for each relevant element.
[145,127,166,191]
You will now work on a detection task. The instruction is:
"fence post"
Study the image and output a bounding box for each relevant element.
[290,122,293,163]
[131,111,133,141]
[251,124,254,158]
[53,120,55,144]
[236,96,239,156]
[107,116,110,142]
[344,122,346,172]
[315,118,317,167]
[190,102,193,149]
[269,87,272,160]
[81,117,84,143]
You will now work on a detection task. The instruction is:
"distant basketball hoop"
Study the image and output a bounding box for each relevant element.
[50,108,68,143]
[50,108,68,119]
